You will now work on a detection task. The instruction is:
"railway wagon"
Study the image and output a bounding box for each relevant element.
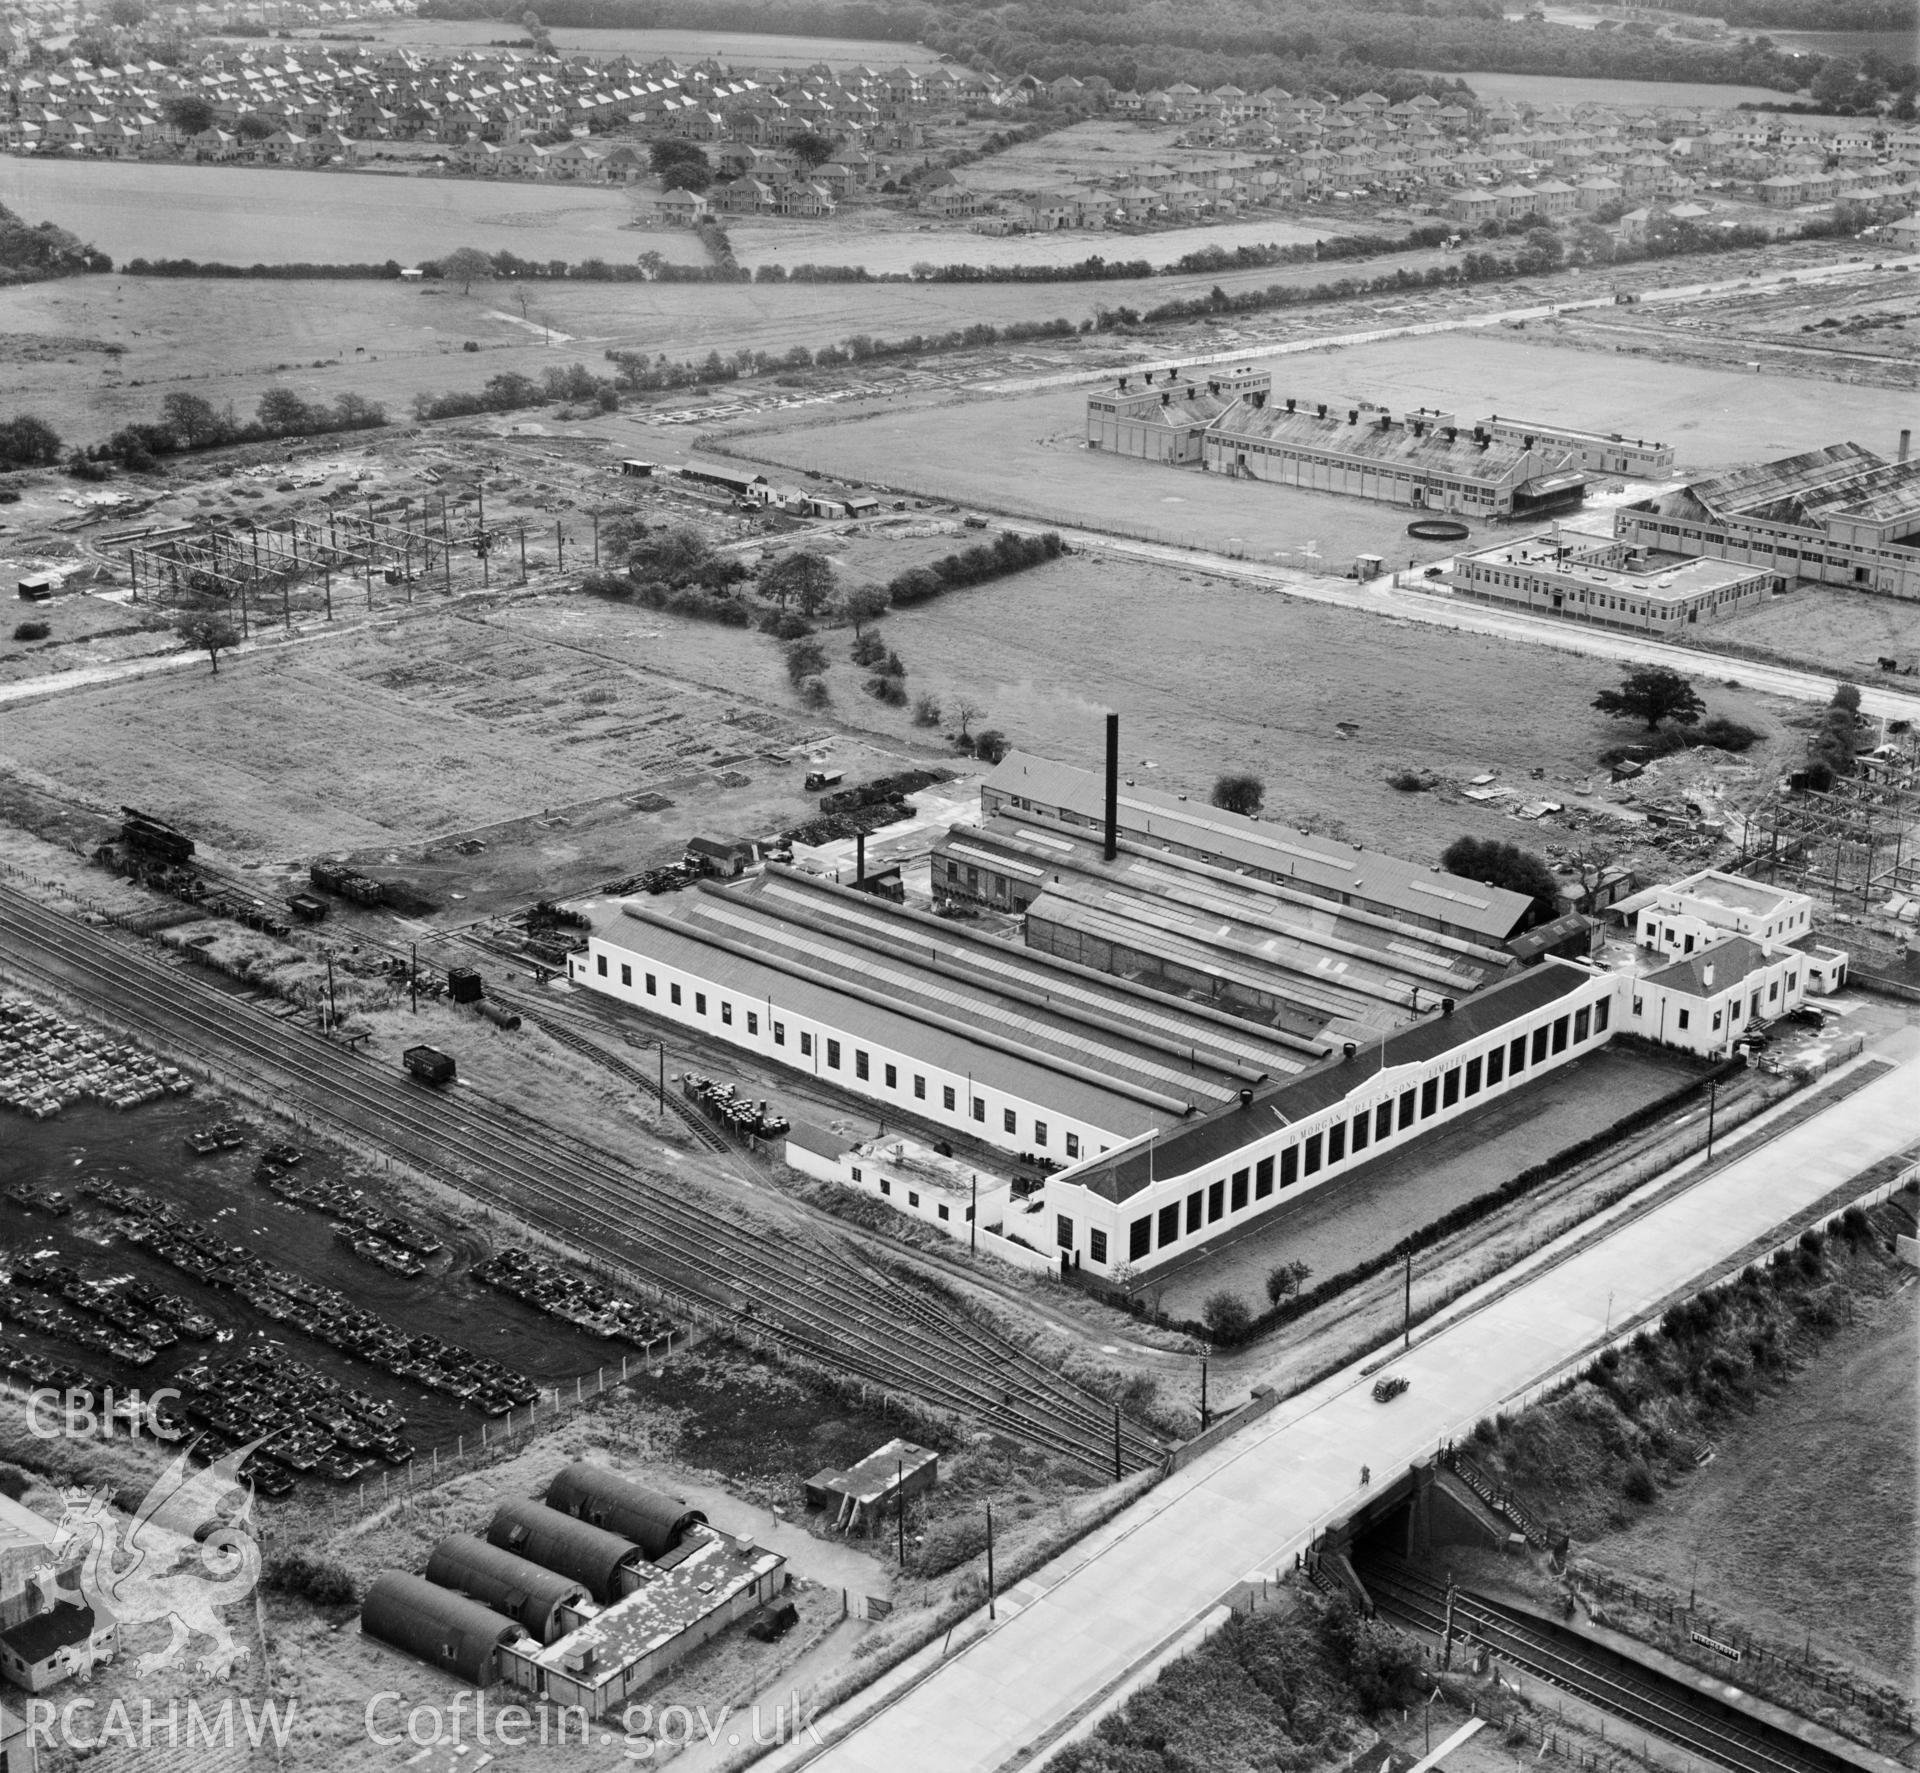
[310,860,385,906]
[403,1045,456,1086]
[120,816,195,865]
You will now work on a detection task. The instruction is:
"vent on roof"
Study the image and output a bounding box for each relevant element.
[1349,409,1358,425]
[1317,402,1327,418]
[1286,397,1297,412]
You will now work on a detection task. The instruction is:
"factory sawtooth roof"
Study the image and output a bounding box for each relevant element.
[1062,959,1597,1203]
[982,752,1535,943]
[593,866,1320,1137]
[1205,398,1575,486]
[1644,443,1920,537]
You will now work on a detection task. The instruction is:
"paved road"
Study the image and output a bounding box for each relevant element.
[764,1035,1920,1773]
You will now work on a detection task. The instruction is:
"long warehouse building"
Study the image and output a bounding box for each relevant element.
[573,864,1321,1163]
[932,813,1514,1047]
[979,751,1537,948]
[1044,957,1620,1280]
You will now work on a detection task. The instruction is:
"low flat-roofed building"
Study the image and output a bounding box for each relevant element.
[805,1440,939,1530]
[574,865,1315,1163]
[1201,398,1586,519]
[1614,867,1814,953]
[506,1527,785,1718]
[980,752,1536,946]
[1616,441,1920,600]
[1045,958,1619,1278]
[1445,533,1772,631]
[0,1604,116,1695]
[1479,417,1673,478]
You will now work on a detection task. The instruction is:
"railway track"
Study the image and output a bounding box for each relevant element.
[0,885,1162,1475]
[1358,1560,1855,1773]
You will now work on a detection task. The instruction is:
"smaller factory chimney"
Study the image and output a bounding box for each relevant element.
[855,831,866,884]
[1902,428,1912,463]
[1103,712,1120,863]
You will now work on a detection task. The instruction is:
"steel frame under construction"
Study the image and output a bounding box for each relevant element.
[1733,736,1920,910]
[122,490,525,626]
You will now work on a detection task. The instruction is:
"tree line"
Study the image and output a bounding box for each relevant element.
[73,389,388,473]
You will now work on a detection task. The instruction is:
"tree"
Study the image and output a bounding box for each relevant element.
[951,698,985,741]
[0,414,63,470]
[521,8,554,54]
[842,584,890,634]
[912,693,941,728]
[1201,1290,1252,1342]
[974,729,1010,764]
[1264,1260,1311,1307]
[760,550,834,616]
[786,129,836,169]
[1592,665,1705,732]
[234,114,274,142]
[785,636,826,685]
[159,391,230,451]
[649,140,712,194]
[1210,772,1264,817]
[255,388,316,434]
[163,93,213,136]
[626,526,711,584]
[176,605,241,674]
[1441,835,1560,925]
[440,246,495,295]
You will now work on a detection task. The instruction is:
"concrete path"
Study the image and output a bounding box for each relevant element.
[762,1034,1920,1773]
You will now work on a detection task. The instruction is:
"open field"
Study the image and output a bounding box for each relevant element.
[0,157,701,268]
[725,331,1919,551]
[0,593,933,912]
[949,117,1286,198]
[1434,70,1800,107]
[342,18,947,66]
[561,545,1801,862]
[716,208,1341,275]
[1719,583,1920,676]
[0,237,1880,450]
[1586,1270,1917,1690]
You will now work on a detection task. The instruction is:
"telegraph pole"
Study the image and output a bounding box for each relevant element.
[410,942,418,1014]
[1112,1404,1121,1482]
[986,1500,996,1619]
[1404,1249,1413,1348]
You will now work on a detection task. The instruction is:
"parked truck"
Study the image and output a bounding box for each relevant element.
[402,1045,456,1086]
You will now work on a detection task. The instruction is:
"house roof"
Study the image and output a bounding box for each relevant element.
[1063,960,1599,1203]
[1639,934,1773,998]
[1,1603,104,1663]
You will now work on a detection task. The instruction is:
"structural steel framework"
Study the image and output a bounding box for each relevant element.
[120,489,555,626]
[1733,736,1920,909]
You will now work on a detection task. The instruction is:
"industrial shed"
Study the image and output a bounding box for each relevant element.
[424,1533,590,1643]
[576,864,1318,1162]
[545,1463,707,1564]
[934,814,1513,1049]
[979,751,1536,947]
[486,1500,643,1604]
[361,1571,527,1684]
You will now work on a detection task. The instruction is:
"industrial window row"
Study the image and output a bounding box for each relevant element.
[1122,994,1609,1263]
[597,952,1089,1160]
